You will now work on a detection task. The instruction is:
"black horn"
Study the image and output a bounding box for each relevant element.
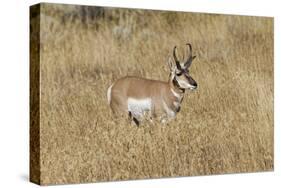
[184,43,196,68]
[186,43,192,53]
[173,46,182,70]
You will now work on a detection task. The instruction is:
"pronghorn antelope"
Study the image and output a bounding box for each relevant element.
[107,43,197,125]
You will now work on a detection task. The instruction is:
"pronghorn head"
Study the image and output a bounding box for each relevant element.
[168,43,197,90]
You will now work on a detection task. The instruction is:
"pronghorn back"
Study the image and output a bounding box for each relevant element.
[108,76,177,121]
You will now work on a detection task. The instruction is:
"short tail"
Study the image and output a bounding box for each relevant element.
[107,84,113,105]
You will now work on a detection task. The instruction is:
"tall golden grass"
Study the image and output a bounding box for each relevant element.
[37,3,273,185]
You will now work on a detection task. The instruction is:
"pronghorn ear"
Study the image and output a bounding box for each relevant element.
[171,65,177,76]
[170,66,176,79]
[167,56,174,71]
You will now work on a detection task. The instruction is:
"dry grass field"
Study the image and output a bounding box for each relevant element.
[34,3,273,185]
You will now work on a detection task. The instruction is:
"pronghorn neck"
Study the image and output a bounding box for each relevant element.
[169,78,185,102]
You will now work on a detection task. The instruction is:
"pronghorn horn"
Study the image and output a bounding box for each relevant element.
[173,46,182,70]
[187,43,192,53]
[184,43,195,68]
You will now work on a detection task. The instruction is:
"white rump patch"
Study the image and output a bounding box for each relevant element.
[107,84,113,104]
[127,98,152,118]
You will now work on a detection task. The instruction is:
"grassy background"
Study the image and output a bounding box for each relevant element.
[37,3,273,185]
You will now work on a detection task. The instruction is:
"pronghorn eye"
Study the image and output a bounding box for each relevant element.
[176,72,182,76]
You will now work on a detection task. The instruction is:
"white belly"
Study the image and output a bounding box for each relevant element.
[127,98,152,118]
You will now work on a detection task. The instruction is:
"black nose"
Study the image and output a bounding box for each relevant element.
[194,82,198,87]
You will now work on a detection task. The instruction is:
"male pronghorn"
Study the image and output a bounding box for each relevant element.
[107,43,197,125]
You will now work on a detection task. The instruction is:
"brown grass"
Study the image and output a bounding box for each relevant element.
[37,3,273,185]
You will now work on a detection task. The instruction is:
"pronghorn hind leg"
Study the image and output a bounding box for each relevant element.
[110,99,127,116]
[128,111,140,126]
[132,117,140,126]
[110,96,140,126]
